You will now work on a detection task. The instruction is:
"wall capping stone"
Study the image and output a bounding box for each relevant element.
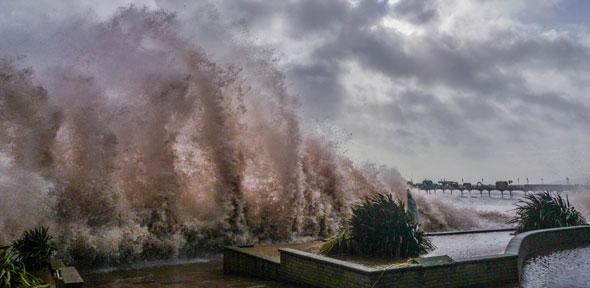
[224,246,280,264]
[425,227,514,236]
[279,248,379,274]
[504,225,590,255]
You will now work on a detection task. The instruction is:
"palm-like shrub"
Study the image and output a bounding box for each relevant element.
[509,192,586,233]
[0,246,47,288]
[321,193,433,258]
[319,227,353,256]
[12,227,57,271]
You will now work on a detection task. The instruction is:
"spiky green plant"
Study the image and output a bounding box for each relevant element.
[12,227,57,271]
[319,226,353,255]
[509,191,586,234]
[0,246,48,288]
[321,193,433,258]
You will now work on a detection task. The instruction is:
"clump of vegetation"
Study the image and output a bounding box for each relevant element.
[319,227,353,256]
[12,226,57,271]
[321,193,433,259]
[0,246,48,288]
[509,192,586,234]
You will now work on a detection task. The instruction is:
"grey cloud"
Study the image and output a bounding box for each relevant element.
[285,0,350,38]
[289,61,345,118]
[452,96,499,122]
[393,0,438,24]
[349,88,489,157]
[397,90,489,148]
[517,92,590,127]
[283,0,392,118]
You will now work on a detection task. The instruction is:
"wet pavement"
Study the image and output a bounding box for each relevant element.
[83,260,299,288]
[426,231,513,259]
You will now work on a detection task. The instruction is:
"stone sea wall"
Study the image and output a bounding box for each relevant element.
[224,226,590,288]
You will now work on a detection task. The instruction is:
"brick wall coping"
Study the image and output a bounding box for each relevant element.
[224,246,281,264]
[425,227,514,236]
[417,253,516,270]
[279,248,380,274]
[279,247,517,275]
[504,225,590,256]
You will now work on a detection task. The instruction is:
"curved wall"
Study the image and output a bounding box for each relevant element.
[504,225,590,279]
[224,225,590,287]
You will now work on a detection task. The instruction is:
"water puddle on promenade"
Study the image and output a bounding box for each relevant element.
[522,246,590,287]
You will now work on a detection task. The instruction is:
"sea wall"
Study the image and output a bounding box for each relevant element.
[504,225,590,279]
[279,249,517,288]
[223,246,281,280]
[223,225,590,287]
[223,245,518,287]
[279,249,375,287]
[374,254,517,288]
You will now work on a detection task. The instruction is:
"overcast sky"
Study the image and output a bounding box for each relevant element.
[2,0,590,183]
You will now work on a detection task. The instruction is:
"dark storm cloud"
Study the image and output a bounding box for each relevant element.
[215,1,282,29]
[395,90,488,148]
[2,0,590,178]
[254,0,392,118]
[347,87,489,158]
[290,61,345,117]
[284,0,350,38]
[518,92,590,127]
[125,0,590,179]
[265,1,590,158]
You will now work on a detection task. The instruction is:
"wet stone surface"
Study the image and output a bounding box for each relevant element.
[425,231,513,260]
[83,260,299,288]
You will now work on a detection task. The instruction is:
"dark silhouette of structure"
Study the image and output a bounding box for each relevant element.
[410,179,587,198]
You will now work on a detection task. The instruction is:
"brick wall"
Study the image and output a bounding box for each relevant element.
[372,255,517,288]
[223,225,590,288]
[279,248,375,288]
[279,249,517,288]
[223,246,280,280]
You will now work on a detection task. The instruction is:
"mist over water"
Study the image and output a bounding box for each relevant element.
[0,7,510,267]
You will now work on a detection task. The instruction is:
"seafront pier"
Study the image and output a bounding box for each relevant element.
[409,179,587,197]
